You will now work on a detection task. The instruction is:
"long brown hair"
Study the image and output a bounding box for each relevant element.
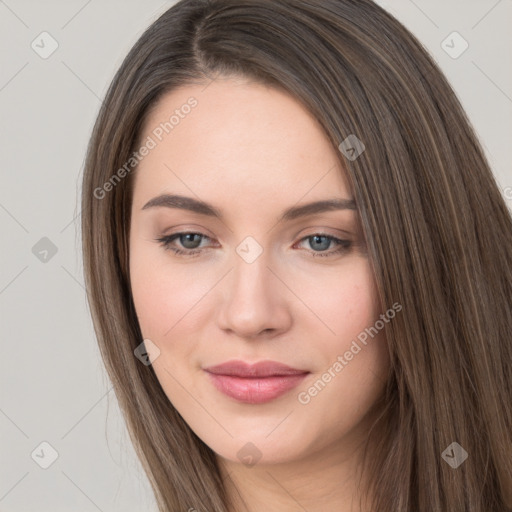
[81,0,512,510]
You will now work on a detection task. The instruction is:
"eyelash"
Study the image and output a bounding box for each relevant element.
[155,232,352,259]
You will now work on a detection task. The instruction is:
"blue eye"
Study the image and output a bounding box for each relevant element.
[297,234,352,257]
[156,232,211,256]
[155,232,352,258]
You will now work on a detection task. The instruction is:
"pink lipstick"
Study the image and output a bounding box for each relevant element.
[203,360,309,404]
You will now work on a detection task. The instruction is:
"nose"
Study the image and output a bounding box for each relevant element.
[216,249,293,340]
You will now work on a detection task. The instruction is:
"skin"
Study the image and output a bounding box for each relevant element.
[129,76,390,512]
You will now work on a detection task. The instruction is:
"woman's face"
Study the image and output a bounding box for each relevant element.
[129,76,390,467]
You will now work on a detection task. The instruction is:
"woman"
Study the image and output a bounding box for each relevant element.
[81,0,512,510]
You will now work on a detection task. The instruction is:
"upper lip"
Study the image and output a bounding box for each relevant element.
[204,360,309,378]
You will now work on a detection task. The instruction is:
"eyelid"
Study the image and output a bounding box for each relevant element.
[293,225,355,239]
[160,224,217,239]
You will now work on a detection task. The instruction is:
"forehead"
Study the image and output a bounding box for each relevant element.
[132,77,352,209]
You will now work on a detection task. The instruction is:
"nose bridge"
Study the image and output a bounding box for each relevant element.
[229,241,274,306]
[216,237,290,336]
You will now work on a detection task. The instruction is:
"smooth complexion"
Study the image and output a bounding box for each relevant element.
[129,76,390,512]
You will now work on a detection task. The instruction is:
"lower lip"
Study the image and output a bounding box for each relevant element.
[205,372,309,404]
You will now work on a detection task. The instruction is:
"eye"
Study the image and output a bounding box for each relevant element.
[155,232,352,258]
[156,232,212,256]
[294,234,352,258]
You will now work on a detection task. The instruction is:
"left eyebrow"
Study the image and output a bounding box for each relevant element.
[280,198,356,221]
[141,194,356,222]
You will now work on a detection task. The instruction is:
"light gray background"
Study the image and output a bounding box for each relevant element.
[1,1,511,511]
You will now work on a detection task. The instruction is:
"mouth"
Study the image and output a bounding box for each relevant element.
[203,360,310,404]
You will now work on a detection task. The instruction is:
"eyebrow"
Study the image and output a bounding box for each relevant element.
[141,194,356,222]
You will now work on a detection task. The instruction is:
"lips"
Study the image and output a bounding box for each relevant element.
[204,360,308,377]
[203,360,309,404]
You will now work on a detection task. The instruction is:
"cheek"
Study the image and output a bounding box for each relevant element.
[130,261,169,339]
[293,263,389,441]
[129,243,210,340]
[304,259,381,347]
[302,260,388,393]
